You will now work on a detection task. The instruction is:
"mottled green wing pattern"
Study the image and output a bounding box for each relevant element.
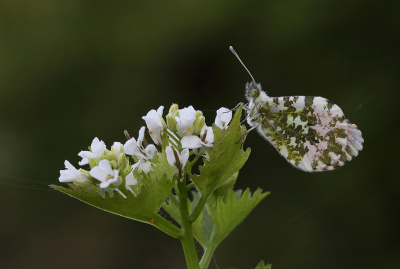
[252,96,363,172]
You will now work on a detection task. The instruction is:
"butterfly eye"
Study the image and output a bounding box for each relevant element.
[251,88,258,97]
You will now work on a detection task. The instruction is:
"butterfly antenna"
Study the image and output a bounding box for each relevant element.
[229,46,257,86]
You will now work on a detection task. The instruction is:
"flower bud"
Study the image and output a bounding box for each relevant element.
[79,169,97,185]
[193,116,205,136]
[88,158,97,169]
[110,160,118,170]
[169,104,179,114]
[195,110,203,118]
[167,112,178,132]
[159,115,167,130]
[118,153,127,170]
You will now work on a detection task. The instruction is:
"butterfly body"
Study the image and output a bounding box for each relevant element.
[244,82,364,172]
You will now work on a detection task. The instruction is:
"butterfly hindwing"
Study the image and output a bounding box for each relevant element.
[254,95,363,172]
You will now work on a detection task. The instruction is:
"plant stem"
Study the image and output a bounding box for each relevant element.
[191,155,200,166]
[152,215,182,238]
[178,176,200,269]
[186,183,195,191]
[165,129,182,148]
[189,192,209,223]
[199,227,218,269]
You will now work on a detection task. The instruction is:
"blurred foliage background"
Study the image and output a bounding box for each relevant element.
[1,1,399,268]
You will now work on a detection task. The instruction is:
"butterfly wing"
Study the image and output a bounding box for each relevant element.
[255,96,363,172]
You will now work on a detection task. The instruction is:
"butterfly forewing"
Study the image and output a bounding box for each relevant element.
[254,95,364,172]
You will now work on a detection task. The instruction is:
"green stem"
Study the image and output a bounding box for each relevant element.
[174,179,182,200]
[189,192,209,223]
[165,129,182,149]
[152,215,183,239]
[191,155,200,166]
[168,193,180,209]
[186,183,195,191]
[178,176,200,269]
[199,227,218,269]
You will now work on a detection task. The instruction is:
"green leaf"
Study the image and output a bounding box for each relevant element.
[51,135,176,225]
[208,188,270,247]
[255,260,272,269]
[207,172,239,210]
[191,107,250,210]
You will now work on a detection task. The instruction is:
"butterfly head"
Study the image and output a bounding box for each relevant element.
[245,81,263,101]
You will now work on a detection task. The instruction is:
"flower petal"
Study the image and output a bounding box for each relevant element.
[91,138,106,156]
[157,106,164,116]
[215,107,232,130]
[181,136,203,149]
[145,144,158,158]
[90,166,108,182]
[166,146,177,169]
[64,160,77,172]
[179,148,189,169]
[90,137,101,149]
[143,109,164,145]
[98,160,113,175]
[124,138,139,156]
[125,171,137,186]
[139,161,154,174]
[59,170,76,182]
[201,126,214,144]
[137,126,146,146]
[111,142,123,156]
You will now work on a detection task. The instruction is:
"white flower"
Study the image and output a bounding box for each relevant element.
[125,127,158,174]
[145,144,158,159]
[125,171,138,196]
[132,159,153,174]
[166,146,189,172]
[124,127,158,160]
[78,137,106,165]
[142,106,164,145]
[124,138,147,159]
[181,126,214,155]
[111,142,124,157]
[215,107,232,130]
[90,160,122,189]
[132,144,158,174]
[59,160,92,186]
[175,106,197,137]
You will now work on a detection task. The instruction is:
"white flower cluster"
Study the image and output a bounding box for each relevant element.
[58,104,232,197]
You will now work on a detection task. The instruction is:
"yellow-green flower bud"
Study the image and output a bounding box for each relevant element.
[110,160,118,170]
[193,116,205,136]
[88,158,97,169]
[169,104,179,114]
[78,169,96,186]
[118,153,127,170]
[167,112,178,132]
[195,110,203,118]
[159,115,167,130]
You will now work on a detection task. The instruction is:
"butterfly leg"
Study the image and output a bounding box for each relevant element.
[237,124,259,144]
[227,102,250,113]
[240,102,256,124]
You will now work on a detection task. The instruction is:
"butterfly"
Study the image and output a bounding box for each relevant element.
[230,46,364,172]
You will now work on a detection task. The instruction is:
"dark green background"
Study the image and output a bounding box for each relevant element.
[1,1,399,268]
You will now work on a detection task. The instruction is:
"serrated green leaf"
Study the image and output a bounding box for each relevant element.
[255,260,272,269]
[207,172,239,210]
[208,188,270,247]
[162,195,181,223]
[191,107,250,198]
[51,136,176,225]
